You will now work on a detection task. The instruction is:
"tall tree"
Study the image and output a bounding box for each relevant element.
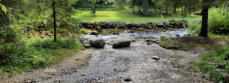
[199,0,226,37]
[143,0,148,16]
[199,0,209,37]
[52,0,57,41]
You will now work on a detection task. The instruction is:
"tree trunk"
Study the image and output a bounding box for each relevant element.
[199,4,209,37]
[173,6,177,14]
[92,5,96,14]
[52,0,57,42]
[143,0,148,16]
[165,5,168,15]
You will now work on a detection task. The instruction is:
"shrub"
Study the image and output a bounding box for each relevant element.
[188,22,201,35]
[209,8,229,34]
[0,26,25,66]
[32,38,84,50]
[198,47,229,82]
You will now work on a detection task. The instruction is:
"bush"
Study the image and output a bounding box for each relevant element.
[32,38,84,50]
[188,22,201,35]
[209,8,229,34]
[0,26,25,66]
[198,47,229,82]
[188,7,229,35]
[0,37,84,73]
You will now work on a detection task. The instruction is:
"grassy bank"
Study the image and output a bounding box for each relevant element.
[196,47,229,82]
[159,36,229,82]
[74,10,201,22]
[0,38,84,75]
[159,36,229,51]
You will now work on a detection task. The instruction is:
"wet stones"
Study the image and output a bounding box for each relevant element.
[79,38,91,48]
[112,39,131,49]
[80,37,105,48]
[146,39,159,45]
[90,38,105,48]
[123,78,132,82]
[151,56,160,60]
[80,20,188,33]
[82,29,98,35]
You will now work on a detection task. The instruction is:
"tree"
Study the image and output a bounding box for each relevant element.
[90,0,97,15]
[52,0,57,42]
[143,0,149,16]
[199,0,226,37]
[199,0,209,37]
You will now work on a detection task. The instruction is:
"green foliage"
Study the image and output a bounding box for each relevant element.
[0,26,25,65]
[208,7,229,34]
[0,3,7,13]
[210,69,224,82]
[198,47,229,82]
[0,0,83,74]
[32,38,84,49]
[73,0,114,9]
[198,62,213,73]
[188,22,201,35]
[0,47,71,73]
[0,37,84,73]
[188,7,229,35]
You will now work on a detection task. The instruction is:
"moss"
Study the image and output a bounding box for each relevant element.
[159,36,229,51]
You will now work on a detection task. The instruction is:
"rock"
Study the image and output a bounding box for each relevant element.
[145,39,159,45]
[123,78,132,82]
[113,32,119,35]
[112,39,131,48]
[151,56,160,60]
[25,80,36,83]
[90,38,105,48]
[176,34,180,37]
[83,43,91,48]
[80,21,188,30]
[90,31,98,35]
[79,38,91,48]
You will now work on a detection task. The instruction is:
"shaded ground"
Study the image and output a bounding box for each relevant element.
[160,36,229,52]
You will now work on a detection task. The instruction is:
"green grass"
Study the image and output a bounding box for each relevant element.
[197,47,229,82]
[0,37,84,75]
[159,36,229,51]
[73,10,201,22]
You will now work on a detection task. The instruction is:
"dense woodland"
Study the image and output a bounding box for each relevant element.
[1,0,229,83]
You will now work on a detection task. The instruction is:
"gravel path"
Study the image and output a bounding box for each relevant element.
[1,29,212,83]
[41,39,210,83]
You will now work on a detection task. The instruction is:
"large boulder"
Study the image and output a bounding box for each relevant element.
[90,38,105,48]
[112,39,131,48]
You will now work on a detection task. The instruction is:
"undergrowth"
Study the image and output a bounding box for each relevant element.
[197,47,229,82]
[0,37,84,75]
